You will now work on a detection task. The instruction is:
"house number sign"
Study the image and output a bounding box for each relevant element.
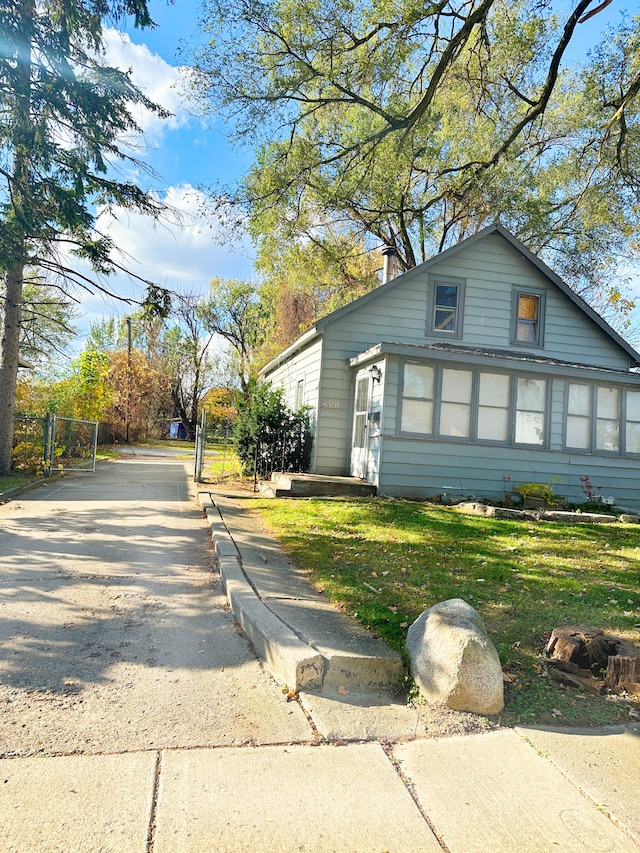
[321,401,341,408]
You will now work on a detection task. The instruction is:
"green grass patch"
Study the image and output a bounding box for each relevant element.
[0,472,37,494]
[251,497,640,728]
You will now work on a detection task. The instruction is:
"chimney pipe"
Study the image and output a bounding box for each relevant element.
[381,245,397,284]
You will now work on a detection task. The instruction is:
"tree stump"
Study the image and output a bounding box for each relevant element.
[546,626,640,696]
[545,627,618,672]
[604,656,640,694]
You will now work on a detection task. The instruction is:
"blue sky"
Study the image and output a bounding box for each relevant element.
[72,0,640,346]
[72,2,257,344]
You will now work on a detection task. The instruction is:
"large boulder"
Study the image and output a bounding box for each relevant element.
[406,598,504,715]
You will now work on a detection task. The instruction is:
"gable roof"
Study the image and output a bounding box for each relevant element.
[261,224,640,375]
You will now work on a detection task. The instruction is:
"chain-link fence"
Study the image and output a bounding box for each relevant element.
[13,414,98,475]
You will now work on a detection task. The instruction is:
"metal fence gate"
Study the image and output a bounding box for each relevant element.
[44,415,98,474]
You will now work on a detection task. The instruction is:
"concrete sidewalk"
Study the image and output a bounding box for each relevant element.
[0,461,638,851]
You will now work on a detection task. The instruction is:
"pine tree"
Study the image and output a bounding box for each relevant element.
[0,0,167,474]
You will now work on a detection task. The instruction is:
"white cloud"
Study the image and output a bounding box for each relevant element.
[60,185,255,347]
[101,29,193,141]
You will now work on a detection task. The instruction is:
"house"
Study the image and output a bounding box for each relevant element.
[259,224,640,508]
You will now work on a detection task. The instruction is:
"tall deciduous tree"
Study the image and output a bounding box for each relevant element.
[202,278,271,395]
[162,292,220,439]
[0,0,167,474]
[189,0,640,326]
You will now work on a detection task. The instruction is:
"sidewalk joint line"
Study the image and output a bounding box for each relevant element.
[382,742,452,853]
[146,750,161,853]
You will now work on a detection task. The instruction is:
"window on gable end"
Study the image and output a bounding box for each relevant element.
[429,279,465,338]
[512,289,545,347]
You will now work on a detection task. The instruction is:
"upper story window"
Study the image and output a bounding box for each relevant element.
[429,278,465,339]
[512,288,545,347]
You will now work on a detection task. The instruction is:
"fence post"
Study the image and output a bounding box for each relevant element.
[43,413,54,476]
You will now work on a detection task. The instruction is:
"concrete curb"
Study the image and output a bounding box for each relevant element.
[198,491,324,692]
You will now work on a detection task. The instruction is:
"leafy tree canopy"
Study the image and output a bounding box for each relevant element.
[189,0,640,327]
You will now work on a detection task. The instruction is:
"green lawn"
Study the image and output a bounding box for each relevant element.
[251,496,640,727]
[0,472,36,494]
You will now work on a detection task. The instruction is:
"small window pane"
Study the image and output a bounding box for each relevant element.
[596,419,619,452]
[440,402,471,437]
[479,373,509,407]
[597,387,619,419]
[477,407,509,441]
[441,368,472,403]
[626,422,640,454]
[403,364,434,399]
[566,415,590,449]
[515,411,545,445]
[401,399,433,434]
[568,383,591,416]
[519,294,539,320]
[517,378,546,411]
[627,390,640,421]
[355,377,369,411]
[353,413,367,449]
[516,294,540,343]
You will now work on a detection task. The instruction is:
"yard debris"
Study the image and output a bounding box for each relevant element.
[545,626,640,696]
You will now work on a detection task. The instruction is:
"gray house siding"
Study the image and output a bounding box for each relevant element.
[264,336,323,468]
[324,234,630,370]
[378,437,640,508]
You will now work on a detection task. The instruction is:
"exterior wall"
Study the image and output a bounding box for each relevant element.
[326,233,630,369]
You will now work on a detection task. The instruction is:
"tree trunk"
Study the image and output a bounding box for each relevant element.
[0,265,25,476]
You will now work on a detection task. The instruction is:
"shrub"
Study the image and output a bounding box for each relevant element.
[234,383,313,477]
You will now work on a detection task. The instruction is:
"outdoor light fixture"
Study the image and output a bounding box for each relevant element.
[368,364,382,383]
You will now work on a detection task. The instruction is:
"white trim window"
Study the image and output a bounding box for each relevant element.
[400,363,434,434]
[477,372,510,442]
[515,377,547,445]
[428,278,465,339]
[439,368,472,438]
[596,387,620,452]
[626,391,640,454]
[566,383,592,450]
[399,361,547,446]
[512,288,545,347]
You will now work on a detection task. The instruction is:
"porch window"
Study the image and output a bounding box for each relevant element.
[400,363,434,434]
[596,387,619,452]
[477,373,510,441]
[626,391,640,454]
[439,368,472,438]
[566,383,592,450]
[515,377,546,445]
